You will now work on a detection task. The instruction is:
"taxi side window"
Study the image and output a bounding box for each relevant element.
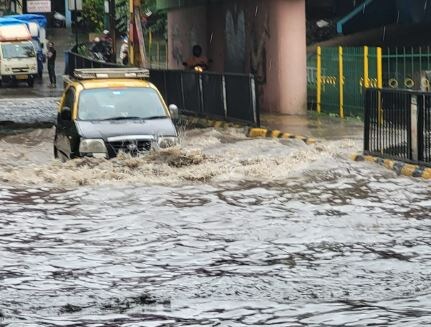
[62,87,75,111]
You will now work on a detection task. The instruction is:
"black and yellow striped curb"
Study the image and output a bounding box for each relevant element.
[247,128,317,145]
[179,118,317,145]
[352,154,431,179]
[181,116,244,129]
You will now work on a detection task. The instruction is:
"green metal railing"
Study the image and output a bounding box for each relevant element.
[345,47,378,116]
[307,46,380,118]
[383,47,431,90]
[320,47,340,115]
[146,40,168,69]
[308,46,431,118]
[307,53,317,111]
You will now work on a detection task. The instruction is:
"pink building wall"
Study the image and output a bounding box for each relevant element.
[268,0,307,115]
[167,6,208,69]
[167,0,307,115]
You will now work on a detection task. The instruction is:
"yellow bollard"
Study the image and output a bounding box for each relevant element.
[377,47,384,125]
[364,46,369,88]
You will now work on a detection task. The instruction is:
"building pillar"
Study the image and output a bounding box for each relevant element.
[167,6,208,69]
[65,0,72,28]
[264,0,307,114]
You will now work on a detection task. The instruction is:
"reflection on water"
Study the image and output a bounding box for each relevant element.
[0,128,430,326]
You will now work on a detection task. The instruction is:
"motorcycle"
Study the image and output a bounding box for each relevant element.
[183,62,208,73]
[193,65,205,73]
[91,41,112,62]
[92,52,105,62]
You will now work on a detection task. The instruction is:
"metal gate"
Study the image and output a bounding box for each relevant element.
[308,46,381,117]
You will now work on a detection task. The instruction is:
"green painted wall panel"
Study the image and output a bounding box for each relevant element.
[156,0,209,10]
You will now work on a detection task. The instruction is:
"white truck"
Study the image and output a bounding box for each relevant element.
[10,14,49,77]
[0,19,37,87]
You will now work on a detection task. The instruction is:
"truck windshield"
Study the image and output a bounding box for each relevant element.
[78,87,168,121]
[1,43,35,59]
[31,40,41,52]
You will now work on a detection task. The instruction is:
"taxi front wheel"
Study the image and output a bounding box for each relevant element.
[53,146,68,162]
[53,145,58,159]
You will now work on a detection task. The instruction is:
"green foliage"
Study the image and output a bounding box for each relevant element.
[116,0,129,33]
[147,11,167,38]
[82,0,105,32]
[76,44,93,57]
[145,0,167,37]
[116,0,166,37]
[81,0,166,37]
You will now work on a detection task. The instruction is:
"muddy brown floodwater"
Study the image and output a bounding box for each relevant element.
[0,127,430,326]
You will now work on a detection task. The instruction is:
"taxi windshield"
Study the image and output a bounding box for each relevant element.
[78,87,167,121]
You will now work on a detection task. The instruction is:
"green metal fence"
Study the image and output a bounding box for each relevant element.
[383,47,431,90]
[308,46,380,118]
[307,53,317,111]
[345,47,378,116]
[146,40,168,69]
[308,46,431,118]
[320,47,340,115]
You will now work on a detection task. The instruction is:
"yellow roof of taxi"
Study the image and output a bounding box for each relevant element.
[76,78,154,89]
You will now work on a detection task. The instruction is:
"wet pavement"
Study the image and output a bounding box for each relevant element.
[0,98,58,125]
[261,113,363,140]
[0,125,430,326]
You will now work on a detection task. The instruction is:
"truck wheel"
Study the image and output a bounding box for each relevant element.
[28,77,34,87]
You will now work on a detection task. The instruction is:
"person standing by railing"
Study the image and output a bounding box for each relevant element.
[183,45,209,72]
[47,42,56,88]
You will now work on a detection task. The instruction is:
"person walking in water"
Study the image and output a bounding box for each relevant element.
[47,42,57,88]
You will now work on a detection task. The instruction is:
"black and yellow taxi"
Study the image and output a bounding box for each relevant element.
[54,68,179,160]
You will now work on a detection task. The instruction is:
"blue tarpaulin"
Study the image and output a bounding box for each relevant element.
[0,17,27,27]
[8,14,48,28]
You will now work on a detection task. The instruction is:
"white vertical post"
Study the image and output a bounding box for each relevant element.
[222,75,227,119]
[411,95,418,161]
[65,0,72,28]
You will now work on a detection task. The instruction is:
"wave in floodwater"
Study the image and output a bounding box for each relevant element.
[1,127,431,326]
[0,167,430,326]
[0,127,362,187]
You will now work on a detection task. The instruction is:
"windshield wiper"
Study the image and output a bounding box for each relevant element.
[104,116,144,121]
[102,116,168,121]
[144,116,168,120]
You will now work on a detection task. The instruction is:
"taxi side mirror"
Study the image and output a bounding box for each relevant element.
[61,107,72,121]
[169,104,179,120]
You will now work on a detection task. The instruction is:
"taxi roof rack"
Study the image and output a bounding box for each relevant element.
[73,68,150,80]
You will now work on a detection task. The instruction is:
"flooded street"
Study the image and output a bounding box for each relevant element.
[0,127,430,326]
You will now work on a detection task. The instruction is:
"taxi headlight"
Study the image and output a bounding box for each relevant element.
[157,136,179,149]
[79,139,107,153]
